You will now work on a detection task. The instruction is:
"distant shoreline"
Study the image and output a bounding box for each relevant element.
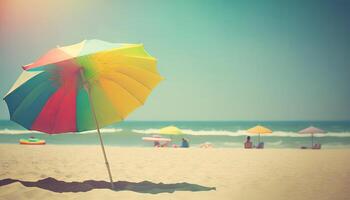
[1,119,350,122]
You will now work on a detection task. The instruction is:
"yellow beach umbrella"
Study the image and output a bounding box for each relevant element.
[247,125,272,143]
[158,126,183,135]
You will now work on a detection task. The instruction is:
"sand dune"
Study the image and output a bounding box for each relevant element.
[0,144,349,200]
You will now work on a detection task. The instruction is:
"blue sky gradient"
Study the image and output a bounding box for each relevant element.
[0,0,349,120]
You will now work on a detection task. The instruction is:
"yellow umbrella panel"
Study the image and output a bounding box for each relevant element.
[158,126,183,135]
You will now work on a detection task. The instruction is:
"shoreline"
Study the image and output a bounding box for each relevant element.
[1,143,350,149]
[2,143,350,149]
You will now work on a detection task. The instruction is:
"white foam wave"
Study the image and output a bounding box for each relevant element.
[0,129,43,135]
[78,128,123,134]
[132,129,350,137]
[322,143,350,149]
[0,128,123,135]
[266,140,283,146]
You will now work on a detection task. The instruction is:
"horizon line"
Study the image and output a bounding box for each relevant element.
[0,119,350,122]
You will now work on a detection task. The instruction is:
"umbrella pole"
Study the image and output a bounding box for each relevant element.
[80,70,115,190]
[93,114,115,190]
[311,133,314,147]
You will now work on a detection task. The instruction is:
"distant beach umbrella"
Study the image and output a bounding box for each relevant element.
[247,125,272,143]
[157,126,183,144]
[299,126,325,147]
[158,126,183,135]
[3,39,163,189]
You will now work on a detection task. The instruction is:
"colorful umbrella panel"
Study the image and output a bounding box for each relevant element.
[4,39,163,134]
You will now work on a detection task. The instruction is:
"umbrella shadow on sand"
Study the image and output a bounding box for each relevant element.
[0,177,215,194]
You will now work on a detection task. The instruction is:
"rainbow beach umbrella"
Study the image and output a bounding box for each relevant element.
[3,39,163,189]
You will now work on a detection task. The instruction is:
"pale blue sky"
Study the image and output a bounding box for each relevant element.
[0,0,349,121]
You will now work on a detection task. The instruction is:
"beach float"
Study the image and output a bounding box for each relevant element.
[142,136,171,147]
[19,137,46,145]
[142,136,171,142]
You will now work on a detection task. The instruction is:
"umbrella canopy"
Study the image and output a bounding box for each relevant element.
[4,39,162,133]
[3,39,163,189]
[247,125,272,143]
[247,125,272,134]
[299,126,325,134]
[299,126,325,147]
[158,126,183,135]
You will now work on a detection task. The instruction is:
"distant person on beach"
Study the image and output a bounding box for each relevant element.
[244,136,253,148]
[181,138,189,148]
[154,141,160,147]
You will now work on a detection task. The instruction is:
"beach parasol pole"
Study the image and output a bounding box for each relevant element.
[80,69,115,190]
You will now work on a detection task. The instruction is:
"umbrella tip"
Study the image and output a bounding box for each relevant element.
[22,64,32,70]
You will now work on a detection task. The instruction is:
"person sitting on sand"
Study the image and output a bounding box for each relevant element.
[154,141,160,147]
[244,136,253,149]
[181,138,189,148]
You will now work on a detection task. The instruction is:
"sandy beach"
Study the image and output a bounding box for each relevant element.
[0,144,349,200]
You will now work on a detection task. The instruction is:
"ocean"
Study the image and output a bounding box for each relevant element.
[1,120,350,148]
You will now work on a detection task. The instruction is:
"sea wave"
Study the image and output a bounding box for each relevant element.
[78,128,123,134]
[132,129,350,137]
[321,143,350,149]
[0,129,42,135]
[0,128,123,135]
